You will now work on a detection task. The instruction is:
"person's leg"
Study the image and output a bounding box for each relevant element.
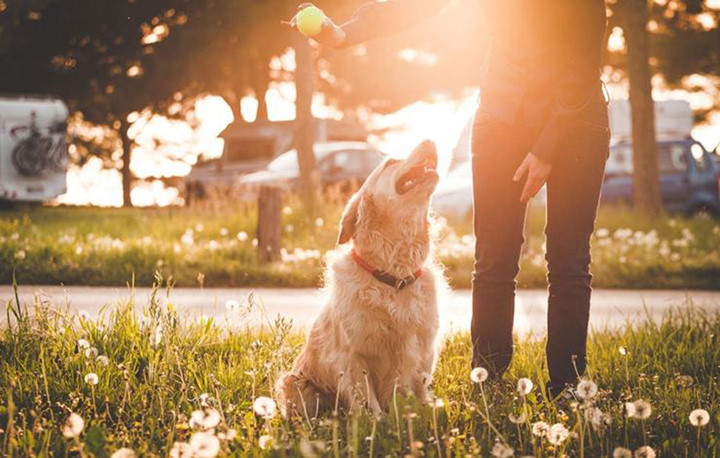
[470,110,532,375]
[544,101,610,391]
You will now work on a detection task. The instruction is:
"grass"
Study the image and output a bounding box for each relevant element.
[1,199,720,289]
[0,279,718,456]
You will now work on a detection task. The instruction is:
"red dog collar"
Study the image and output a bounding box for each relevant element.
[350,248,422,290]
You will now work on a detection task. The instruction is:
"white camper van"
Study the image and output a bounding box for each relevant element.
[0,95,69,203]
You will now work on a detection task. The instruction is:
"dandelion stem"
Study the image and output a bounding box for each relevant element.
[432,403,441,457]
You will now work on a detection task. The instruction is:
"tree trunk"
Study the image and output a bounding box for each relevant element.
[120,119,133,207]
[222,93,242,124]
[292,33,321,213]
[252,57,270,123]
[257,186,282,263]
[622,0,663,214]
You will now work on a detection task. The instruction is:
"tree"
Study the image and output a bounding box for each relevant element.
[0,0,191,206]
[616,0,663,214]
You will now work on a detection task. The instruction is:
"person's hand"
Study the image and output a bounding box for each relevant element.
[513,153,553,203]
[284,3,347,48]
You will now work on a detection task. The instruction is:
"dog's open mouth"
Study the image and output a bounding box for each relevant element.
[395,154,438,195]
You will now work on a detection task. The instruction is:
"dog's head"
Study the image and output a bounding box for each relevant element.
[337,140,439,245]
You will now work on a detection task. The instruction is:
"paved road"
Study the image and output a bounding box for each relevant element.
[1,286,718,338]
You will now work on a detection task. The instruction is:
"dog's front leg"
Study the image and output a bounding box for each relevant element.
[339,363,382,417]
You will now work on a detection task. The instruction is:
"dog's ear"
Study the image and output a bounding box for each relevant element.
[337,192,362,245]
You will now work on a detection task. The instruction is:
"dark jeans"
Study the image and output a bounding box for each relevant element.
[470,95,609,386]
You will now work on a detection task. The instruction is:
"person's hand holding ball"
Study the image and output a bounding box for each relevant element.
[286,3,346,48]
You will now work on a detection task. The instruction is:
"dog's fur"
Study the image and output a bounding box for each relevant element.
[275,140,446,417]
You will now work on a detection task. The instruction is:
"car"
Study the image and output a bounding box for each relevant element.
[431,161,473,219]
[431,161,547,219]
[237,141,384,196]
[602,138,720,216]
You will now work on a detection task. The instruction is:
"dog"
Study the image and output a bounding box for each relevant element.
[275,140,446,418]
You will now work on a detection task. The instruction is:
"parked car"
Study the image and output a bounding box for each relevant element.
[432,161,473,219]
[602,138,720,216]
[432,138,720,219]
[237,141,383,196]
[432,161,547,219]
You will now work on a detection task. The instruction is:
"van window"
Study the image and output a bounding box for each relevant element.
[691,143,709,173]
[657,143,688,173]
[607,142,688,175]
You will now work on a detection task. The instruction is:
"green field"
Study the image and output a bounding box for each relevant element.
[0,282,717,456]
[1,201,720,289]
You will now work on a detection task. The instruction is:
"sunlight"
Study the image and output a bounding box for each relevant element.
[607,27,626,53]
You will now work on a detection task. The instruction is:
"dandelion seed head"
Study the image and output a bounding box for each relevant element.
[509,412,527,424]
[61,412,84,438]
[689,408,710,427]
[624,401,637,418]
[77,339,90,350]
[613,447,632,458]
[225,299,240,313]
[491,442,514,458]
[516,378,533,396]
[634,445,656,458]
[189,431,220,458]
[190,408,221,429]
[619,346,628,355]
[84,347,99,359]
[576,379,598,400]
[169,442,193,458]
[430,397,445,409]
[585,406,608,429]
[633,400,652,419]
[470,367,488,383]
[258,434,273,450]
[547,423,569,445]
[253,396,277,419]
[96,355,110,367]
[84,372,99,385]
[111,448,137,458]
[531,421,550,438]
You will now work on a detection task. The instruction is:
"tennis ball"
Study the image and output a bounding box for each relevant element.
[296,6,325,37]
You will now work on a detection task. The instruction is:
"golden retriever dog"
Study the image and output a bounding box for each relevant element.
[275,140,446,418]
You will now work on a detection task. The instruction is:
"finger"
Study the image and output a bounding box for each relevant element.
[519,177,534,203]
[513,158,529,182]
[322,16,333,30]
[527,177,547,202]
[297,2,314,10]
[520,176,542,203]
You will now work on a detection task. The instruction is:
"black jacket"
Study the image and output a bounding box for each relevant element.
[340,0,608,162]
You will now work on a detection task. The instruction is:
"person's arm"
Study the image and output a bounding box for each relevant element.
[513,0,607,202]
[529,0,608,163]
[339,0,450,48]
